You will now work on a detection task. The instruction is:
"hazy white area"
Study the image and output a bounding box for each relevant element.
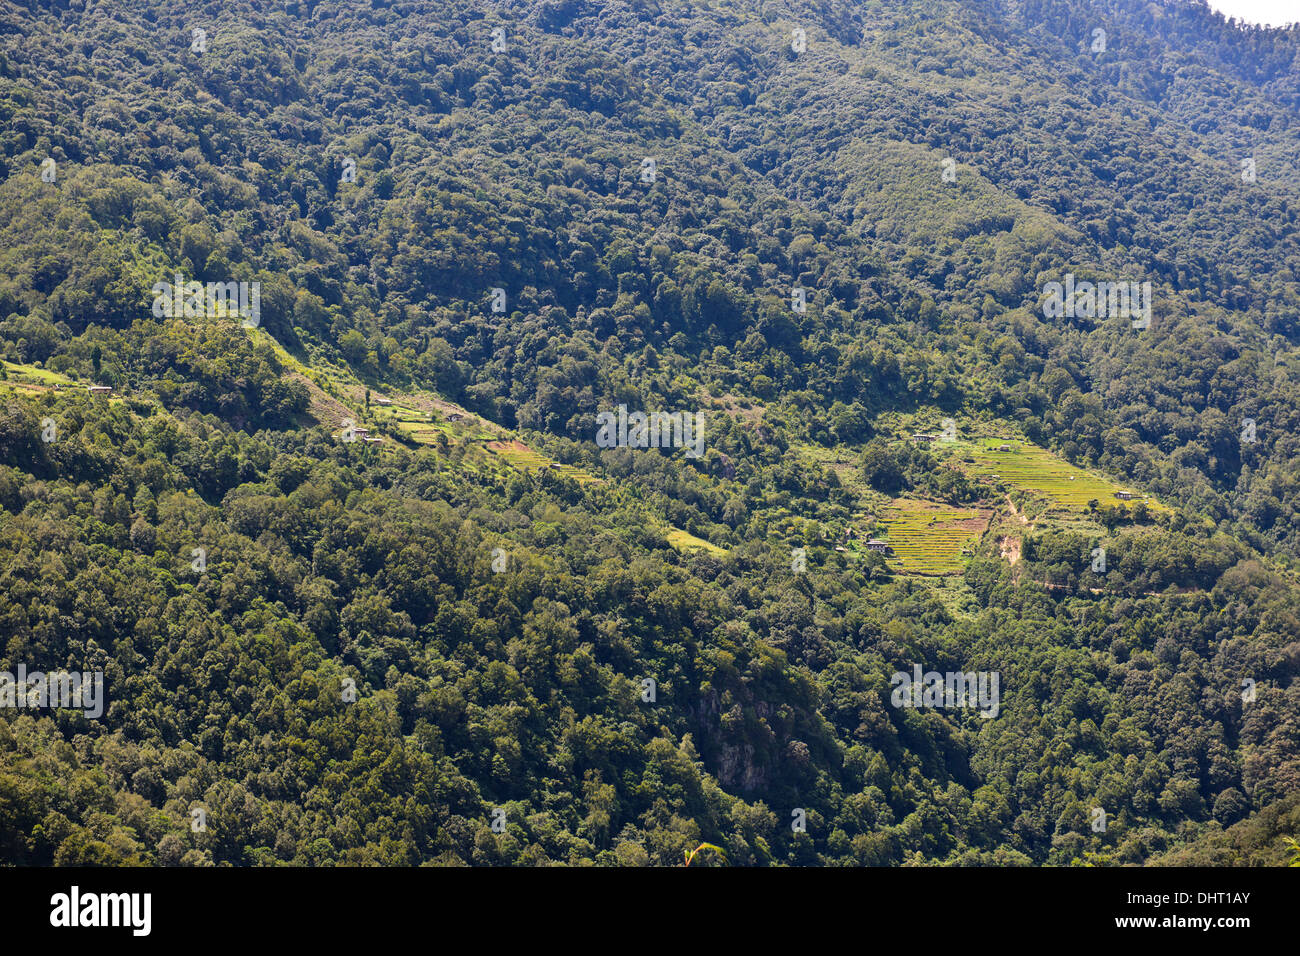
[1206,0,1298,26]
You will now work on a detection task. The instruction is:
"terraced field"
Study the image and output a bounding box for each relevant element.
[394,418,454,443]
[0,362,124,403]
[486,439,599,483]
[372,401,496,444]
[876,498,992,575]
[2,361,75,386]
[245,328,601,485]
[948,438,1165,513]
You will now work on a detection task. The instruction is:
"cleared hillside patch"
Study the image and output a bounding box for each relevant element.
[948,438,1166,515]
[486,439,599,483]
[665,527,728,556]
[876,498,992,575]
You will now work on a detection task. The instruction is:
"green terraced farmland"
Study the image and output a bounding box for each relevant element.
[395,420,453,443]
[371,402,433,424]
[876,498,992,575]
[488,439,547,467]
[378,404,495,443]
[369,404,447,445]
[486,439,599,483]
[950,438,1165,514]
[2,361,76,386]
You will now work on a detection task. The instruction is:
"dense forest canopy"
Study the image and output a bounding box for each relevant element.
[0,0,1298,866]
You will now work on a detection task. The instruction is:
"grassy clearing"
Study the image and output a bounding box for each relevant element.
[249,329,316,379]
[665,527,728,556]
[0,361,126,405]
[876,498,992,575]
[245,329,358,426]
[2,361,77,386]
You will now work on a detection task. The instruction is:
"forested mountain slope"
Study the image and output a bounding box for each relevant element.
[0,0,1297,866]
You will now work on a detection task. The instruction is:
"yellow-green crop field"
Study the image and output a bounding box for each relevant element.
[665,527,728,556]
[395,420,454,443]
[876,498,992,575]
[374,403,496,444]
[947,438,1167,514]
[486,440,599,483]
[3,361,75,386]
